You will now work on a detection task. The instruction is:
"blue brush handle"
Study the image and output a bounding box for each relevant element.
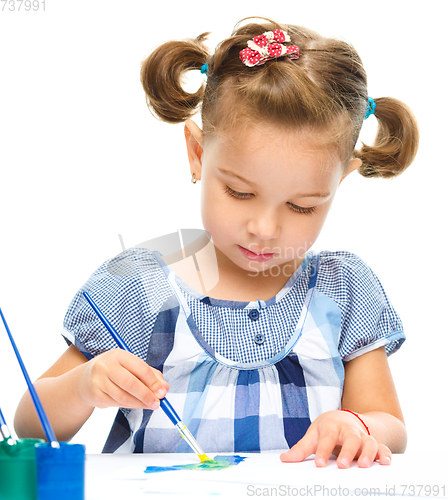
[0,306,59,447]
[0,406,7,427]
[82,292,181,425]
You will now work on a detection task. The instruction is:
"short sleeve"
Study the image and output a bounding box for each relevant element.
[317,251,405,363]
[61,248,172,361]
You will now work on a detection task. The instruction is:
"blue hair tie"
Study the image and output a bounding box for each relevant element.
[201,62,208,75]
[365,97,376,120]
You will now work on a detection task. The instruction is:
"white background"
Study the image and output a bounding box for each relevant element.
[0,0,446,458]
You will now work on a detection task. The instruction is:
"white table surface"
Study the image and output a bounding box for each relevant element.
[85,452,447,499]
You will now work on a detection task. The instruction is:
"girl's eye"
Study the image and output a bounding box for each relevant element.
[287,203,316,215]
[224,186,316,215]
[224,186,252,199]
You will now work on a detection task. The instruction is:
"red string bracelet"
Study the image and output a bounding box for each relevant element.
[340,409,370,435]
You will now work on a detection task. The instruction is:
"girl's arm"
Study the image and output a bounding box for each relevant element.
[280,346,406,468]
[14,345,169,442]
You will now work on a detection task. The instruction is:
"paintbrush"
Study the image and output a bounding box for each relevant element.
[82,291,213,463]
[0,406,16,446]
[0,306,60,449]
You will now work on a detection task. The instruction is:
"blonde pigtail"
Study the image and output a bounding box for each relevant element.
[140,33,210,123]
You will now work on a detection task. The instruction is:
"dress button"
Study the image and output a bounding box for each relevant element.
[253,333,265,345]
[248,309,259,321]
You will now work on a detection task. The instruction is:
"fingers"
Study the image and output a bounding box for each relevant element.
[280,411,392,469]
[84,349,169,410]
[376,444,392,466]
[314,429,342,467]
[117,353,169,402]
[280,429,318,463]
[107,363,164,410]
[96,378,153,409]
[337,433,371,469]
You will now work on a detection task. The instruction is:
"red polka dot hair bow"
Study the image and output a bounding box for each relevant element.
[239,29,300,67]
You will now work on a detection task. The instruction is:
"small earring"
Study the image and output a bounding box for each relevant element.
[191,173,197,184]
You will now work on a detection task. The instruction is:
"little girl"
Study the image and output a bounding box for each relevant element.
[14,17,419,469]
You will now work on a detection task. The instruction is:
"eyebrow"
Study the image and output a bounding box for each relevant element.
[218,168,331,199]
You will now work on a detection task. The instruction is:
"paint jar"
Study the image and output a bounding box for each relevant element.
[0,438,44,500]
[35,442,85,500]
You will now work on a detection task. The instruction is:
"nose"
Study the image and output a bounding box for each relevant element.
[246,208,281,241]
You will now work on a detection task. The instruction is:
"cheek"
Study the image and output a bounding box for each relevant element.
[200,190,214,233]
[312,208,329,233]
[311,204,332,238]
[200,180,231,235]
[291,204,331,247]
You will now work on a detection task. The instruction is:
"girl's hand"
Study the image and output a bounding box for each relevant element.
[78,348,169,410]
[280,410,392,468]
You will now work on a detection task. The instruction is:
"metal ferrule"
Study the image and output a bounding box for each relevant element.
[175,421,205,456]
[0,424,11,440]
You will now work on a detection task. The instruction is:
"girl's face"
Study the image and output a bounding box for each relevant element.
[187,121,359,280]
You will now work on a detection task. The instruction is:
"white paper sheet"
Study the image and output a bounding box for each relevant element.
[86,452,448,499]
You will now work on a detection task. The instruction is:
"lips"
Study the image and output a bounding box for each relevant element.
[246,248,273,256]
[238,245,276,262]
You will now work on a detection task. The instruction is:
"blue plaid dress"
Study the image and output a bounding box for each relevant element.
[62,248,404,453]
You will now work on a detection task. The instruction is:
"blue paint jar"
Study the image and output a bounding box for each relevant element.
[35,442,85,500]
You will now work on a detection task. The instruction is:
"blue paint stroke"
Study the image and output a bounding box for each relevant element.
[144,455,246,474]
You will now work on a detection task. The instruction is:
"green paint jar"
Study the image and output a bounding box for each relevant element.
[0,438,44,500]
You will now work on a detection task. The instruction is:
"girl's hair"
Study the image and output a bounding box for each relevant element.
[140,18,419,178]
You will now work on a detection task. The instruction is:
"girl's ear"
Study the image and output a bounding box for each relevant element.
[340,158,362,184]
[184,119,204,181]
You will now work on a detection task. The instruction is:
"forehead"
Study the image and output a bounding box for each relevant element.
[204,124,345,188]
